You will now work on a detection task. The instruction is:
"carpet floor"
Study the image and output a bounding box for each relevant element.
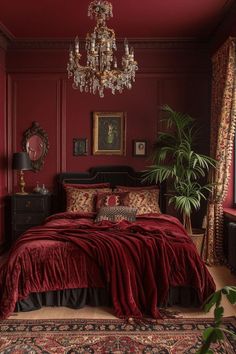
[0,317,236,353]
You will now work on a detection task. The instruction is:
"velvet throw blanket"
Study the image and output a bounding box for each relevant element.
[0,213,215,319]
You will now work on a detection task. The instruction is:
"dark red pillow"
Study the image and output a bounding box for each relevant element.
[96,191,129,210]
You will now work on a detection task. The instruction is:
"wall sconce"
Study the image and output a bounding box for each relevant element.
[12,152,32,194]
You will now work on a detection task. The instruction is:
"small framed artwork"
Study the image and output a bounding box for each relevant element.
[73,138,88,156]
[92,112,126,155]
[133,140,147,157]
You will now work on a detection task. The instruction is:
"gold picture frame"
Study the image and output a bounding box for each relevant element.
[133,139,147,157]
[92,112,126,155]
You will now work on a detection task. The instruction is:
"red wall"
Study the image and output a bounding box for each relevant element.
[0,45,6,246]
[6,42,211,197]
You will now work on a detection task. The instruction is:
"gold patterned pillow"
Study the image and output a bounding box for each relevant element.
[124,189,161,215]
[66,187,111,213]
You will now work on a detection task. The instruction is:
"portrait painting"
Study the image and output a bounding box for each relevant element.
[133,139,147,156]
[73,138,88,156]
[92,112,126,155]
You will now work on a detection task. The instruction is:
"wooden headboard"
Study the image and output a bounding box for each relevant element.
[56,165,166,212]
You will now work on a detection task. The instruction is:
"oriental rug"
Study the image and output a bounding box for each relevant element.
[0,317,236,353]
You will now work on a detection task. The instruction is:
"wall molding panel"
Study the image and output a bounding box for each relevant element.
[7,75,63,193]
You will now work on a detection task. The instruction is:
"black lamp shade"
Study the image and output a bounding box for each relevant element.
[12,152,32,171]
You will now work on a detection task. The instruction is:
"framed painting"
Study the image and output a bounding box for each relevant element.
[73,138,88,156]
[92,112,126,155]
[133,139,147,157]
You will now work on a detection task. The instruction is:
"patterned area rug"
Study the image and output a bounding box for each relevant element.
[0,317,236,353]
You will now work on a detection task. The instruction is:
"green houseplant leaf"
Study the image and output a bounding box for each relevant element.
[198,286,236,353]
[143,105,217,234]
[222,286,236,304]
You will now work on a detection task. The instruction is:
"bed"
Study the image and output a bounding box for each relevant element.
[0,166,215,319]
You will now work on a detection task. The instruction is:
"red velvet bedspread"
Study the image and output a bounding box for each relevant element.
[0,212,215,319]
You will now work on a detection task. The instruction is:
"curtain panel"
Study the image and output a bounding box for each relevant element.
[204,37,236,265]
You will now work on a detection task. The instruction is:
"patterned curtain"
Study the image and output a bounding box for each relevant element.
[204,37,236,265]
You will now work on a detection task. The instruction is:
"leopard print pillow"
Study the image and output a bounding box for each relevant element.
[95,206,137,223]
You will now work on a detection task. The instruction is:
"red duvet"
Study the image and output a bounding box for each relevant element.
[0,212,215,319]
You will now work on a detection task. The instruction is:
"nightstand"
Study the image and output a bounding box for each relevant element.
[6,194,52,245]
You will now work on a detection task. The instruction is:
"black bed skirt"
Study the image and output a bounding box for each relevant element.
[15,287,200,313]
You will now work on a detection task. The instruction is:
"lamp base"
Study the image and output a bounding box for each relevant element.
[17,170,28,195]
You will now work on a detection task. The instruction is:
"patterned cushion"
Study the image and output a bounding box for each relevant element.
[123,189,161,215]
[65,187,111,213]
[95,206,137,223]
[96,192,129,210]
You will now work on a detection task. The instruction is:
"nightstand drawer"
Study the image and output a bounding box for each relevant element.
[13,197,45,212]
[14,213,46,226]
[5,194,52,247]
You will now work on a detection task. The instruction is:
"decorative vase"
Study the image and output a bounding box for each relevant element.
[190,228,205,257]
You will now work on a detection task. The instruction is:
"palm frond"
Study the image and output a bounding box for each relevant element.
[143,105,217,231]
[143,165,174,184]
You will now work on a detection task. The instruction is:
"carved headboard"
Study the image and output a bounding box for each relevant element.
[56,165,166,212]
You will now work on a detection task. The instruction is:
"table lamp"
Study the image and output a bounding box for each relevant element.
[12,152,32,194]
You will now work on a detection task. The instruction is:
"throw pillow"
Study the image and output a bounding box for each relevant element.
[123,189,161,215]
[95,206,137,223]
[65,187,111,213]
[96,191,129,210]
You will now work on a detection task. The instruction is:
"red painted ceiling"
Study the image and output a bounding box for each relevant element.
[0,0,234,39]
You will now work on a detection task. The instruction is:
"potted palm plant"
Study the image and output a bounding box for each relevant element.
[143,105,216,240]
[198,286,236,353]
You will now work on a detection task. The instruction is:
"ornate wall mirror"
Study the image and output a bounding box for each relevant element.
[22,122,49,172]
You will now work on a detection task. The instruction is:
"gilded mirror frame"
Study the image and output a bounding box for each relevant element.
[22,122,49,172]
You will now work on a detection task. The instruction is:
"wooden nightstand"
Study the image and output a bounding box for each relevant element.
[6,193,52,246]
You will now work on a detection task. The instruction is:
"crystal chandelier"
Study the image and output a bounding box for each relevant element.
[67,0,138,98]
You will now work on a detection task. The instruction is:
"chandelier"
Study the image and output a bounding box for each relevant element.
[67,0,138,98]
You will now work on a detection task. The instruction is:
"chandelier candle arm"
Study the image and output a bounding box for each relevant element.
[67,0,138,98]
[75,37,80,54]
[124,38,129,55]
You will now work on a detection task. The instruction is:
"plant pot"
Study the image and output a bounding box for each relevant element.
[189,228,205,257]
